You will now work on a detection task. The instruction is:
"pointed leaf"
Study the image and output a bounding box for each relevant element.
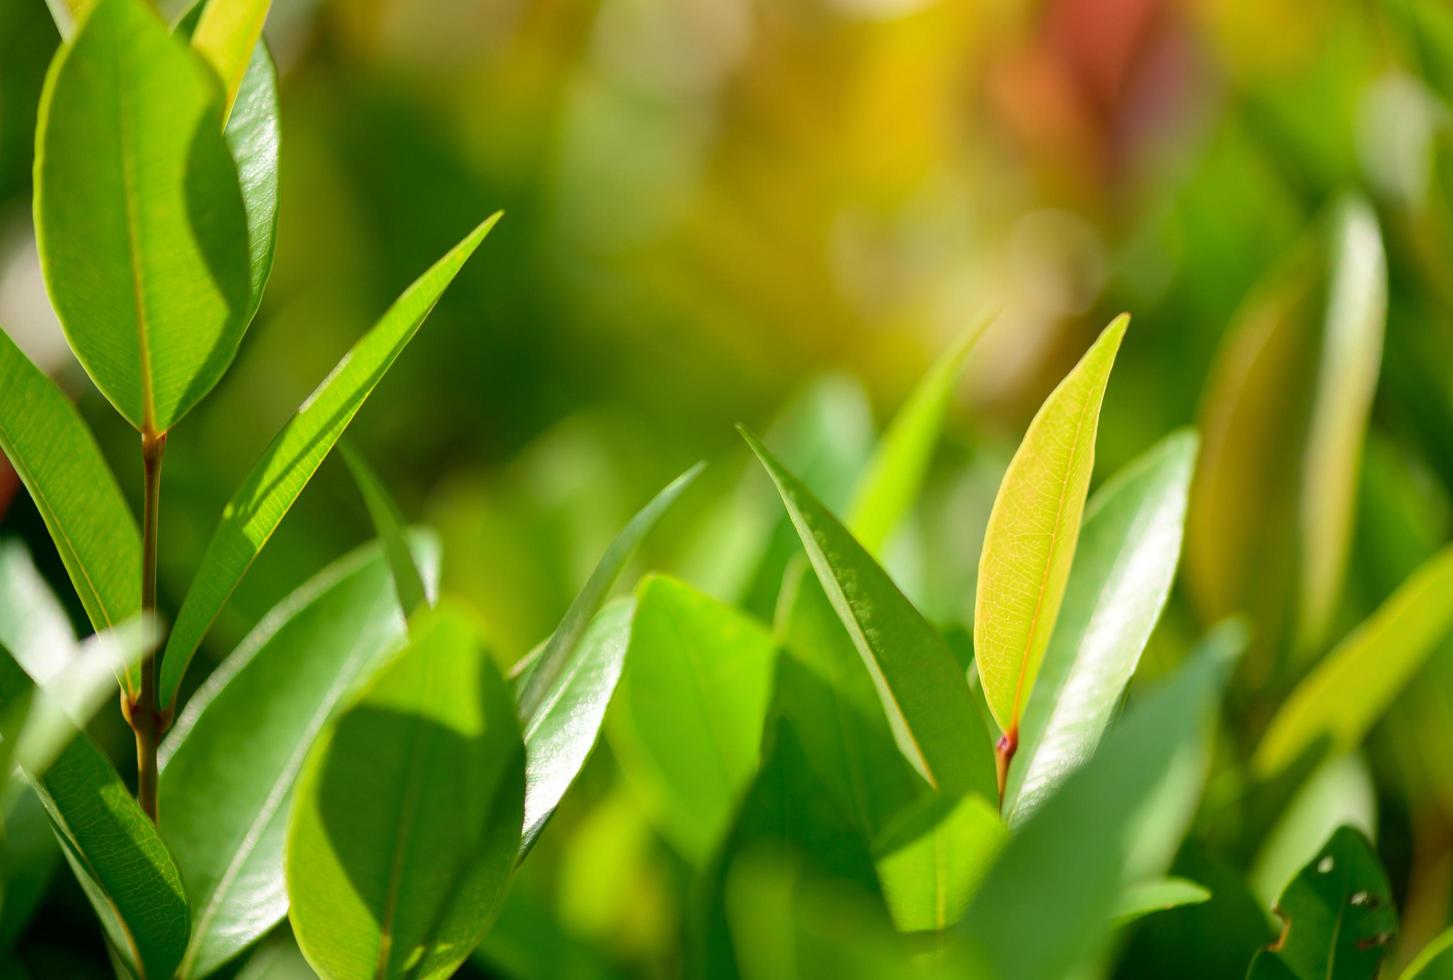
[1297,198,1387,652]
[958,624,1242,980]
[1004,429,1198,825]
[35,0,252,433]
[159,535,438,979]
[1248,827,1397,980]
[159,215,499,708]
[608,575,777,866]
[286,603,524,980]
[1111,877,1211,928]
[339,444,430,621]
[190,0,271,121]
[742,428,995,800]
[0,330,142,692]
[1255,543,1453,776]
[519,596,633,857]
[974,314,1128,737]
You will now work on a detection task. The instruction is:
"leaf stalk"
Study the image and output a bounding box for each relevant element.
[128,428,166,823]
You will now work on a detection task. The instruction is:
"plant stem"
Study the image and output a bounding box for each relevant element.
[131,429,166,824]
[994,729,1017,805]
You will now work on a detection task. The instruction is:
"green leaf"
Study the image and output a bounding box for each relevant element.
[846,314,991,555]
[1248,827,1397,980]
[516,462,702,723]
[957,623,1242,980]
[339,444,430,621]
[1402,926,1453,979]
[0,538,79,683]
[1254,543,1453,776]
[190,0,271,121]
[519,596,633,857]
[1297,198,1387,653]
[608,575,777,866]
[873,791,1003,934]
[974,314,1128,739]
[1004,429,1198,826]
[1111,877,1211,928]
[742,427,995,800]
[159,535,439,979]
[0,329,141,689]
[35,0,253,434]
[286,603,524,980]
[159,214,500,708]
[0,653,188,980]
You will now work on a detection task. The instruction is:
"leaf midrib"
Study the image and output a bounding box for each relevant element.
[111,13,156,433]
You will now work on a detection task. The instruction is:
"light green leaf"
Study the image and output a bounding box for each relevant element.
[1297,198,1387,653]
[1255,543,1453,776]
[520,597,633,857]
[159,214,500,708]
[190,0,271,121]
[1111,877,1211,928]
[0,538,79,683]
[1004,429,1198,826]
[958,623,1242,980]
[608,575,777,866]
[742,428,995,800]
[974,314,1128,739]
[0,653,188,980]
[286,603,524,980]
[35,0,252,434]
[339,444,430,621]
[0,329,141,690]
[1402,926,1453,979]
[43,0,90,40]
[846,314,991,555]
[159,535,439,979]
[1248,827,1397,980]
[516,462,702,723]
[873,791,1003,934]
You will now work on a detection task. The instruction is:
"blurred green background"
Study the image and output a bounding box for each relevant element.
[3,0,1453,975]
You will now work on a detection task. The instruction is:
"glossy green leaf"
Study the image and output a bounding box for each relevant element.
[1111,877,1211,927]
[340,444,430,621]
[190,0,271,120]
[958,623,1242,980]
[160,214,500,708]
[742,428,995,800]
[1297,198,1387,653]
[1255,543,1453,776]
[974,314,1128,737]
[0,654,188,980]
[1248,827,1397,980]
[286,603,524,980]
[159,535,439,979]
[35,0,252,433]
[517,463,702,723]
[1004,430,1198,826]
[608,575,776,866]
[0,329,141,690]
[846,314,991,555]
[1403,926,1453,979]
[520,597,633,857]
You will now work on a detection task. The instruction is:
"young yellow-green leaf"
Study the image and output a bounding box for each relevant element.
[286,603,524,980]
[958,624,1241,980]
[1255,544,1453,776]
[608,575,777,866]
[339,444,430,622]
[742,428,995,801]
[159,215,499,709]
[1297,198,1387,653]
[1402,926,1453,979]
[0,654,189,980]
[1111,877,1211,928]
[159,535,438,979]
[516,463,702,723]
[1248,827,1397,980]
[0,328,142,692]
[190,0,271,121]
[520,597,633,857]
[974,314,1128,737]
[1004,430,1198,826]
[846,313,992,555]
[35,0,253,434]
